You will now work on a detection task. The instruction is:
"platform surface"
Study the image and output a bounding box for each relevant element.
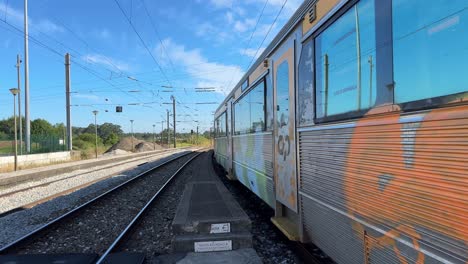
[171,153,253,253]
[172,152,250,236]
[153,248,262,264]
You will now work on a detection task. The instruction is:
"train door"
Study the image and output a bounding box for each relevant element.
[226,99,234,179]
[272,37,298,216]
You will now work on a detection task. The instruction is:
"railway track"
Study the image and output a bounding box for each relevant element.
[0,148,191,216]
[95,151,204,263]
[0,148,185,196]
[0,150,202,259]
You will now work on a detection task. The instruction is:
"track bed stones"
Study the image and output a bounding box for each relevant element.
[0,152,196,256]
[108,152,199,262]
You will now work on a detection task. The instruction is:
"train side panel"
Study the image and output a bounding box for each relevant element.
[299,105,468,264]
[232,132,275,207]
[214,137,228,169]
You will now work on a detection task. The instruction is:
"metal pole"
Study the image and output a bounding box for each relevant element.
[166,110,169,146]
[16,55,23,155]
[93,111,98,159]
[65,53,72,151]
[324,54,329,117]
[196,126,199,145]
[24,0,31,153]
[130,120,134,152]
[355,5,362,110]
[172,96,176,148]
[152,124,155,150]
[368,55,373,107]
[13,94,18,171]
[161,121,163,145]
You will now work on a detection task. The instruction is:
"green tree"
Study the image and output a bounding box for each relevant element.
[98,123,123,139]
[31,119,54,135]
[104,132,119,145]
[0,117,14,134]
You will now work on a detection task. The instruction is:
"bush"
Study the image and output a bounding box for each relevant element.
[104,132,119,145]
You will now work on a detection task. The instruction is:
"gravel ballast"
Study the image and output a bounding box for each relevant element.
[7,152,198,255]
[0,149,187,214]
[0,151,192,249]
[115,151,203,262]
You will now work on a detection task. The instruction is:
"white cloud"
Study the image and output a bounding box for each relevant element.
[250,0,302,17]
[155,38,245,95]
[0,2,64,34]
[195,22,216,37]
[82,54,131,72]
[233,18,255,33]
[73,93,100,102]
[240,47,265,59]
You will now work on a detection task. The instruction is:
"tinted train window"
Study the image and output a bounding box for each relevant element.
[315,0,377,118]
[276,62,290,128]
[215,113,226,137]
[265,75,274,131]
[298,38,314,126]
[234,80,266,135]
[393,0,468,103]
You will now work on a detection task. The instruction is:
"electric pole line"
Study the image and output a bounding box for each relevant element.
[65,53,72,151]
[163,97,176,148]
[166,110,169,147]
[16,55,23,155]
[160,120,164,145]
[172,96,176,148]
[24,0,31,153]
[152,124,156,150]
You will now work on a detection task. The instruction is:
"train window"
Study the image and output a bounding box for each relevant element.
[215,112,227,137]
[241,79,249,92]
[298,38,314,126]
[265,75,274,130]
[315,0,377,119]
[234,80,266,135]
[393,0,468,104]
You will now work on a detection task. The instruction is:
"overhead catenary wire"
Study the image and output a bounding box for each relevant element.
[0,17,150,106]
[139,0,177,73]
[113,0,173,88]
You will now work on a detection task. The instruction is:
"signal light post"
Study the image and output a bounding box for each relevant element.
[10,88,20,171]
[92,110,98,159]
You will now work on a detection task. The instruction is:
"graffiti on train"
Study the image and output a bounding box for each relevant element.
[277,134,290,161]
[344,106,468,263]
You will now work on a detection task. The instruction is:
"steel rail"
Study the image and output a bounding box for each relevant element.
[96,151,203,264]
[0,148,185,200]
[0,150,195,253]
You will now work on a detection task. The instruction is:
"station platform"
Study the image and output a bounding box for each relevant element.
[162,152,261,263]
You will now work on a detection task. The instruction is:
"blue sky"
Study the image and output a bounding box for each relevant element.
[0,0,301,133]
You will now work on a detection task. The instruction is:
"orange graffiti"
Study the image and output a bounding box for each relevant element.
[344,105,468,263]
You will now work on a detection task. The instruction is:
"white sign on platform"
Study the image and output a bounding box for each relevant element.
[194,240,232,252]
[210,223,231,234]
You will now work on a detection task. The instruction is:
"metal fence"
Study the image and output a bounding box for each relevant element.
[0,134,66,156]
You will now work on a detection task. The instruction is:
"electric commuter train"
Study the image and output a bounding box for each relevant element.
[214,0,468,263]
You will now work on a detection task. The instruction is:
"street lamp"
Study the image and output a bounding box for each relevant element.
[130,120,134,152]
[92,110,98,159]
[152,124,156,150]
[9,88,19,171]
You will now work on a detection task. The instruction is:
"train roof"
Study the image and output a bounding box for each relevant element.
[215,0,315,115]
